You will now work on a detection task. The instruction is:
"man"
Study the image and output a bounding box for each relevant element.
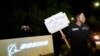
[61,13,96,56]
[20,25,32,37]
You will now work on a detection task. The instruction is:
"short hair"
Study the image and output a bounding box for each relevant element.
[75,13,81,19]
[74,13,82,22]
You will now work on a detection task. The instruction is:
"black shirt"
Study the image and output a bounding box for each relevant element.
[63,23,95,48]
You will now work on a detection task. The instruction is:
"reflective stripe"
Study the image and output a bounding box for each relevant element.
[82,27,89,30]
[72,28,79,31]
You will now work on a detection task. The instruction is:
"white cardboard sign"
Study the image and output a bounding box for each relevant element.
[44,12,70,34]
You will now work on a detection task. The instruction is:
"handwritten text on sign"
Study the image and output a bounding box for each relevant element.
[44,12,70,34]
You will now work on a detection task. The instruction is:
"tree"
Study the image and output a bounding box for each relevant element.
[89,15,100,31]
[27,0,73,35]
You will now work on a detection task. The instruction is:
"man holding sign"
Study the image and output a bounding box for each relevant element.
[44,12,96,56]
[62,13,96,56]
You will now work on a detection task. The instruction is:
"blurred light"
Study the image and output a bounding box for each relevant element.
[71,17,74,21]
[94,35,99,40]
[96,41,100,44]
[94,2,100,7]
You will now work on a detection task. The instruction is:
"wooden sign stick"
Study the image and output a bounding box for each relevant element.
[60,30,71,48]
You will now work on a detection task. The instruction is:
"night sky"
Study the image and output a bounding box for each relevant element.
[1,0,99,19]
[0,0,100,39]
[0,0,99,17]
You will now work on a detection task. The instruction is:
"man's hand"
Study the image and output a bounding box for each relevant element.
[60,30,66,40]
[60,30,71,48]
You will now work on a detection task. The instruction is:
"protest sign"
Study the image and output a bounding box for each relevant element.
[44,12,70,34]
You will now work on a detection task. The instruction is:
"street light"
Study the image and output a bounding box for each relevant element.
[94,2,100,7]
[93,35,100,40]
[71,17,74,21]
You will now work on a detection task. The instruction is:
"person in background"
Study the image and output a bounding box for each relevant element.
[20,25,32,37]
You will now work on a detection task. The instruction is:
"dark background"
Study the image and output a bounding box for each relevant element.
[0,0,100,39]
